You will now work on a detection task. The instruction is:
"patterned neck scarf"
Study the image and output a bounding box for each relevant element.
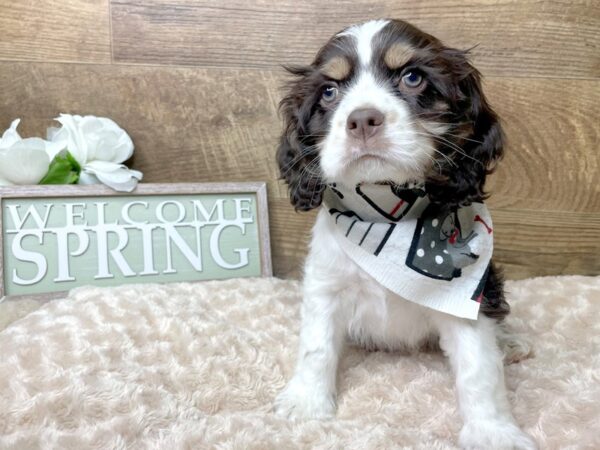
[323,182,494,319]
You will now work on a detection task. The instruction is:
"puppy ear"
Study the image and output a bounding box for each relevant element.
[426,50,504,207]
[276,69,325,211]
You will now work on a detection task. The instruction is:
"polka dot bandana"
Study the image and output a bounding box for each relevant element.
[323,182,494,319]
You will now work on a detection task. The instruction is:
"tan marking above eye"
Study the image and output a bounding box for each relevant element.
[321,56,351,81]
[384,42,415,69]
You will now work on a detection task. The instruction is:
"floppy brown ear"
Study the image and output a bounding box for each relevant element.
[426,50,504,207]
[276,69,325,211]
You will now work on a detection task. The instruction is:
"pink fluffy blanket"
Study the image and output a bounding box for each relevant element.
[0,276,598,449]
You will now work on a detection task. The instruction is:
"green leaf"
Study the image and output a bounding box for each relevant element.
[39,150,82,185]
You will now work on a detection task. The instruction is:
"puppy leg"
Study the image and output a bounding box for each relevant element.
[496,320,534,365]
[434,314,537,450]
[274,290,345,419]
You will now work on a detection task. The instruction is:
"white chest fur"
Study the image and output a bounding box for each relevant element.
[304,209,438,351]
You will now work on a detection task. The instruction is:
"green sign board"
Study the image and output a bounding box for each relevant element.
[0,183,271,300]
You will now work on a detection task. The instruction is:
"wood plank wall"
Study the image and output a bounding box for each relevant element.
[0,0,598,280]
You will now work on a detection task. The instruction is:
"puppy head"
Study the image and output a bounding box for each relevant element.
[277,19,503,211]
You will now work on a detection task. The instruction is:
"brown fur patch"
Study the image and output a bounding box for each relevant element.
[384,42,414,69]
[321,56,351,80]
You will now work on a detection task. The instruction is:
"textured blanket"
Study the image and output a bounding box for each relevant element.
[0,276,599,449]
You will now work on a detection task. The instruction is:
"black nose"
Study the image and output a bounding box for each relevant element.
[346,108,385,140]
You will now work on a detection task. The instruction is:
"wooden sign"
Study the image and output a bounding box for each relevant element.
[0,183,271,300]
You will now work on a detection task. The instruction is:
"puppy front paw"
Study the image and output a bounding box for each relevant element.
[273,377,336,420]
[497,324,534,365]
[460,419,537,450]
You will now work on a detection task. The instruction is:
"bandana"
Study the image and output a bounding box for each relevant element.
[324,182,494,320]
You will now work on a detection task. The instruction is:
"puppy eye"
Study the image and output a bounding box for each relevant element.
[401,71,424,89]
[322,86,338,102]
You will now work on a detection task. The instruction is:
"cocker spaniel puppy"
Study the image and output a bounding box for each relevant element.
[274,19,536,450]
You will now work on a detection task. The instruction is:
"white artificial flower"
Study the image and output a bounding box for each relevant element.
[48,114,142,192]
[0,119,61,186]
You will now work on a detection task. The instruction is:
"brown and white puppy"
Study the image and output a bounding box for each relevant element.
[274,19,536,450]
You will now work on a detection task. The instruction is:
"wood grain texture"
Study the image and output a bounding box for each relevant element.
[0,63,287,199]
[0,0,598,279]
[0,0,111,63]
[486,78,600,213]
[1,63,596,212]
[492,208,600,280]
[111,0,600,78]
[268,199,316,278]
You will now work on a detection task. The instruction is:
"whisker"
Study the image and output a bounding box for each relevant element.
[428,136,482,165]
[299,133,328,139]
[441,132,485,145]
[404,130,482,165]
[290,157,323,204]
[280,145,321,177]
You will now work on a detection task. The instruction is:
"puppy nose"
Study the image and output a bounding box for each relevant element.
[346,108,385,140]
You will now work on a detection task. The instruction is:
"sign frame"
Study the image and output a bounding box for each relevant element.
[0,182,272,302]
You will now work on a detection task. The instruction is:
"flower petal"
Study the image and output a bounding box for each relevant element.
[51,114,88,165]
[78,171,100,185]
[0,176,13,186]
[84,116,134,163]
[83,160,142,192]
[94,170,139,192]
[0,119,22,149]
[104,123,134,163]
[45,139,67,160]
[0,138,50,185]
[46,126,61,142]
